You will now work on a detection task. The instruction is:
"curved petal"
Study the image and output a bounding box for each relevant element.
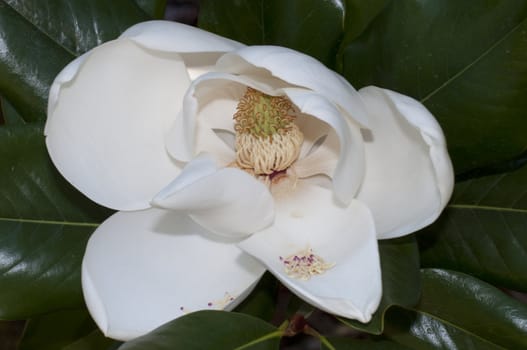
[83,208,265,341]
[239,183,381,322]
[283,88,365,205]
[216,46,370,127]
[120,21,245,80]
[166,72,290,163]
[152,154,274,238]
[46,52,89,119]
[45,39,186,210]
[356,86,454,239]
[119,20,244,53]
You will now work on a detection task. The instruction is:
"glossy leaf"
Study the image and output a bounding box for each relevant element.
[19,309,95,350]
[0,125,109,318]
[63,331,120,350]
[340,0,388,46]
[0,124,112,223]
[0,96,24,126]
[198,0,344,68]
[418,164,527,291]
[338,235,421,334]
[118,311,282,350]
[328,336,410,350]
[387,269,527,349]
[0,220,93,319]
[0,0,150,122]
[0,2,73,122]
[234,272,279,322]
[341,0,527,174]
[384,308,502,350]
[4,0,149,55]
[134,0,167,19]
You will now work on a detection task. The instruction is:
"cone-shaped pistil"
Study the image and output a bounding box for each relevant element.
[234,88,303,175]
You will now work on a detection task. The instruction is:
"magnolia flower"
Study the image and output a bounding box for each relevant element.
[45,21,453,340]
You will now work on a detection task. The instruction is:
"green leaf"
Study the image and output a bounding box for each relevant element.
[199,0,344,68]
[0,220,94,319]
[384,308,502,350]
[341,1,527,174]
[234,272,279,321]
[0,96,25,126]
[0,124,112,223]
[134,0,167,19]
[63,330,120,350]
[405,269,527,349]
[19,309,95,350]
[0,125,110,318]
[0,0,150,122]
[340,0,389,46]
[118,311,282,350]
[418,164,527,291]
[328,336,410,350]
[338,235,421,334]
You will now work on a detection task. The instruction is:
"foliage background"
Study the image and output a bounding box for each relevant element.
[0,0,526,349]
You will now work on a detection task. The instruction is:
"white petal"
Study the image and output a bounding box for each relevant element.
[83,208,265,341]
[46,52,89,121]
[239,183,381,322]
[152,155,274,238]
[45,39,186,210]
[357,86,454,239]
[120,21,245,80]
[166,72,289,163]
[283,88,365,205]
[216,46,370,126]
[119,20,244,53]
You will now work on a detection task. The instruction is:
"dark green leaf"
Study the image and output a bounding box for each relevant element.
[118,311,281,350]
[387,269,527,349]
[134,0,167,19]
[328,336,410,350]
[234,272,279,321]
[0,125,110,318]
[0,220,93,319]
[4,0,149,55]
[0,96,25,126]
[63,330,120,350]
[0,2,73,122]
[341,0,527,174]
[384,308,502,350]
[0,0,150,122]
[339,235,421,334]
[199,0,344,68]
[19,309,95,350]
[418,164,527,291]
[340,0,388,47]
[0,124,112,223]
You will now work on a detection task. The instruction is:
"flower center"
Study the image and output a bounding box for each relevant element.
[280,247,335,280]
[233,87,303,175]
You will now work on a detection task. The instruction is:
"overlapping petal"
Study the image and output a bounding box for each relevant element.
[152,155,274,238]
[239,183,381,322]
[356,86,454,239]
[120,21,245,80]
[216,46,371,127]
[44,21,454,339]
[45,39,188,210]
[83,208,265,341]
[282,88,365,205]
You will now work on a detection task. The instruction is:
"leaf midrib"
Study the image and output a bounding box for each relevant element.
[449,204,527,214]
[0,217,99,227]
[420,16,527,103]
